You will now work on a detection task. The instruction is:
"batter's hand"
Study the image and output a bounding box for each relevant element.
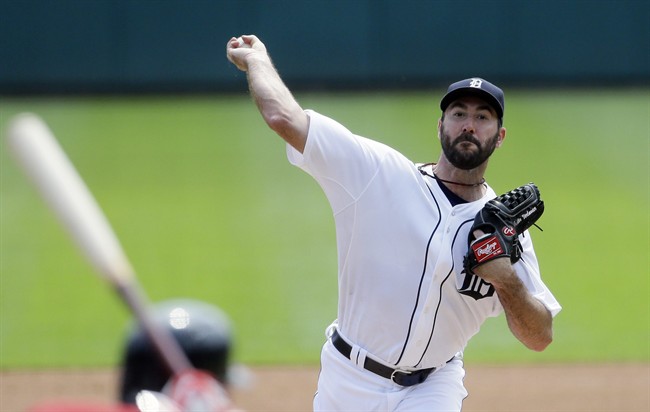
[226,35,267,72]
[163,370,243,412]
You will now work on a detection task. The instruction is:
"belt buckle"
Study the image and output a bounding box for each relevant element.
[391,368,434,387]
[390,368,412,386]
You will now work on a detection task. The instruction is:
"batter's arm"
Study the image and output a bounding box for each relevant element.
[475,259,553,351]
[226,35,309,153]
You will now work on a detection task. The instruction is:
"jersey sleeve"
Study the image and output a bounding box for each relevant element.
[287,110,396,214]
[510,233,562,317]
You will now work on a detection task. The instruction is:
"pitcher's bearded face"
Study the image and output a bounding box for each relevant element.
[439,124,500,170]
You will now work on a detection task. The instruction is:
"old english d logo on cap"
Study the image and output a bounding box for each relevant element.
[440,77,505,119]
[469,78,483,88]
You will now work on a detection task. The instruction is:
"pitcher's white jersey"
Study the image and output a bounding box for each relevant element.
[287,110,561,369]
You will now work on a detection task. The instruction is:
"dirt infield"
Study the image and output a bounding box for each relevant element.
[2,364,648,411]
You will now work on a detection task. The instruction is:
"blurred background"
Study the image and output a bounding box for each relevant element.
[2,0,649,94]
[1,0,648,374]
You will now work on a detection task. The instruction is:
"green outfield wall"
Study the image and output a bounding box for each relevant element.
[2,0,649,94]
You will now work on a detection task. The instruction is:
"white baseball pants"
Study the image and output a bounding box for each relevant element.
[313,339,468,411]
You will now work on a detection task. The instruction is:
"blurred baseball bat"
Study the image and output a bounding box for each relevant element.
[5,113,193,376]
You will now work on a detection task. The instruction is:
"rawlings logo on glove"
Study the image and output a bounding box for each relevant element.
[464,183,544,274]
[472,236,505,263]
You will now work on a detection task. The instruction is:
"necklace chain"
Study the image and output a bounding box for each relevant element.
[418,163,486,187]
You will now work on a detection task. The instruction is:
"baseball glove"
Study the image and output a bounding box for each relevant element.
[464,183,544,274]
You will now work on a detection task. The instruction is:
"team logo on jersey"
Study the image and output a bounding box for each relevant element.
[458,270,495,300]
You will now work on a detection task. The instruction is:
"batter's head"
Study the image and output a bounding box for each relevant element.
[119,299,232,404]
[440,78,505,120]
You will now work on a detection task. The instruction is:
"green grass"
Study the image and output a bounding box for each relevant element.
[1,90,648,368]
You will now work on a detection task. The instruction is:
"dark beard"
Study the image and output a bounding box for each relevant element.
[440,125,500,170]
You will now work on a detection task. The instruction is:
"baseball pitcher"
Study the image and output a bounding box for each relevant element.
[226,35,561,411]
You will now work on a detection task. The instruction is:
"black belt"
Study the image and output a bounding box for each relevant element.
[331,329,436,387]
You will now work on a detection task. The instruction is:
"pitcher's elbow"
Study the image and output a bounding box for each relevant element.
[530,331,553,352]
[264,110,308,152]
[264,112,289,133]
